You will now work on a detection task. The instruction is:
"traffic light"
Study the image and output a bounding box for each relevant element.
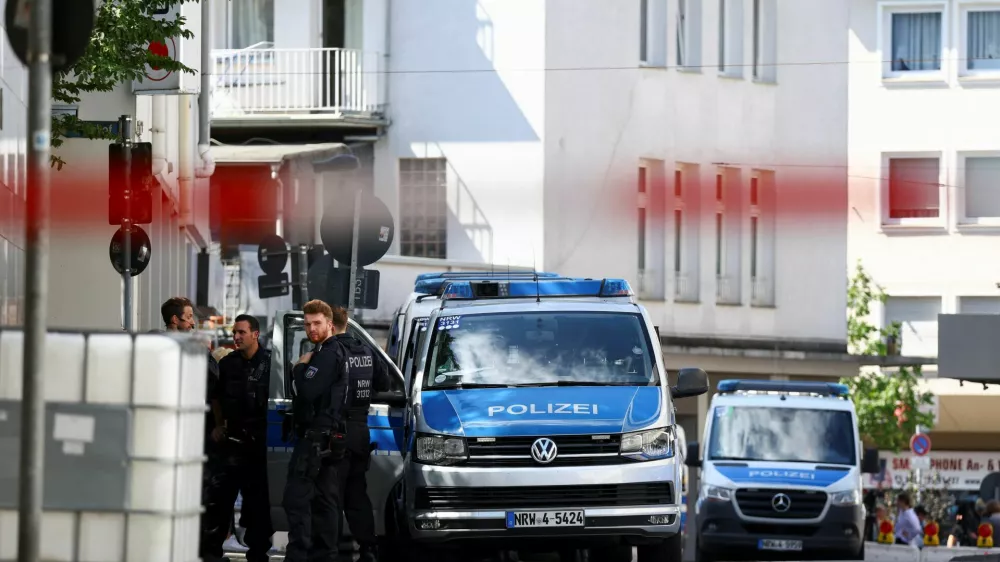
[109,142,153,226]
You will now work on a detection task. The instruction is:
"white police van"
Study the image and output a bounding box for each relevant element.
[398,277,709,561]
[685,380,881,562]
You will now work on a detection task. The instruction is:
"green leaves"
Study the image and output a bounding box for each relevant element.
[841,260,935,452]
[51,0,200,167]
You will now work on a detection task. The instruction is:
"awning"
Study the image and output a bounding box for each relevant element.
[209,142,349,166]
[919,377,1000,433]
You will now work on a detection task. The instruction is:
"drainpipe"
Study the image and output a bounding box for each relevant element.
[179,94,194,226]
[195,0,215,178]
[151,97,169,185]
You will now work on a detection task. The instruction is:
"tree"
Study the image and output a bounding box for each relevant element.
[841,261,935,452]
[50,0,198,169]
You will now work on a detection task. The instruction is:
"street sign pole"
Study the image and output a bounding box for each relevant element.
[20,1,54,562]
[119,115,133,332]
[346,189,362,316]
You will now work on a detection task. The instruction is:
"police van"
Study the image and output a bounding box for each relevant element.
[685,379,881,562]
[398,277,708,561]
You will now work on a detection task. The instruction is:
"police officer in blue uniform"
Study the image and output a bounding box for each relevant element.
[283,300,351,562]
[203,314,274,562]
[338,325,390,562]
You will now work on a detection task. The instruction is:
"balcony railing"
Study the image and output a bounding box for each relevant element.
[210,47,385,118]
[674,274,699,302]
[751,276,775,307]
[716,275,741,305]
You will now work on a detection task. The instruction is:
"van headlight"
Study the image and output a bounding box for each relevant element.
[700,485,733,502]
[831,488,862,506]
[414,433,468,466]
[620,426,675,460]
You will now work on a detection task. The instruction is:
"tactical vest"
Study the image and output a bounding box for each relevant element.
[222,351,269,431]
[341,337,374,423]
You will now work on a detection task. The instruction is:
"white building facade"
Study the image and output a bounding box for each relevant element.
[0,18,28,327]
[847,0,1000,447]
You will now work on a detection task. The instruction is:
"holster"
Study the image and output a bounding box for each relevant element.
[281,411,295,442]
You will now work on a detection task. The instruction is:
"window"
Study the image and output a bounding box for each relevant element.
[884,296,941,357]
[752,0,777,82]
[961,155,1000,222]
[718,0,744,77]
[961,6,1000,76]
[749,171,775,306]
[228,0,274,49]
[880,4,946,80]
[638,167,647,272]
[399,158,448,259]
[959,296,1000,314]
[885,156,942,222]
[638,161,666,300]
[640,0,649,63]
[676,0,703,69]
[715,174,724,277]
[641,0,667,66]
[673,166,699,302]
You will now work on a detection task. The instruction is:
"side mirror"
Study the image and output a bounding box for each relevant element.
[374,390,407,408]
[671,367,709,399]
[686,441,702,468]
[861,447,881,474]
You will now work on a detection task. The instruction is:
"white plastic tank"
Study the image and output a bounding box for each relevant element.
[0,329,208,562]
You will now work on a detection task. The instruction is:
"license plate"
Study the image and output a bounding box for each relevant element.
[506,510,585,528]
[758,539,803,551]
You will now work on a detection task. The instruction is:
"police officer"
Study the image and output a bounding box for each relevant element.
[282,300,351,562]
[203,314,274,562]
[337,315,390,562]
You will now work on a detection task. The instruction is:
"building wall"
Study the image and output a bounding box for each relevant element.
[0,17,28,326]
[374,0,547,268]
[847,0,1000,360]
[542,0,850,342]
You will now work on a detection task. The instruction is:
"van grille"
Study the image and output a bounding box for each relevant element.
[735,489,828,519]
[415,482,673,510]
[465,434,626,467]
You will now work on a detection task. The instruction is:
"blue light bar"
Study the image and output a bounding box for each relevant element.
[717,379,850,398]
[413,271,561,294]
[440,278,634,300]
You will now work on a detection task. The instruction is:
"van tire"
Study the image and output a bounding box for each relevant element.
[589,546,633,562]
[850,541,865,560]
[638,532,682,561]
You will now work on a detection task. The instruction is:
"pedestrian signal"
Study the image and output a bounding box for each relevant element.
[923,521,939,546]
[979,523,993,548]
[877,519,894,544]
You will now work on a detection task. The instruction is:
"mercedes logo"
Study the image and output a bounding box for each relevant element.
[771,493,792,512]
[531,438,558,464]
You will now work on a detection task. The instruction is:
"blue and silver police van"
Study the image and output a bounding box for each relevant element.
[398,277,709,561]
[685,380,881,562]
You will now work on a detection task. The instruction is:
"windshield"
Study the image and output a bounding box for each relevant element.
[422,311,657,389]
[707,406,857,465]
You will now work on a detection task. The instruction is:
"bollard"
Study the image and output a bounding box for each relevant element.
[979,522,994,548]
[878,518,895,544]
[923,520,940,546]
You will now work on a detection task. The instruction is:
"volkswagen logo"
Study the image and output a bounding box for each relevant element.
[530,438,558,464]
[771,493,792,512]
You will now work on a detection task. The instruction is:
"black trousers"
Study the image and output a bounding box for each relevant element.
[283,436,346,562]
[339,446,376,547]
[201,438,274,562]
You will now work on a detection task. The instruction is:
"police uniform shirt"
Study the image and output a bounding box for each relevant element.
[291,337,348,430]
[217,347,271,434]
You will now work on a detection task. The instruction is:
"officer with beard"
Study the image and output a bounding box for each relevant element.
[337,310,390,562]
[203,314,274,562]
[283,300,350,562]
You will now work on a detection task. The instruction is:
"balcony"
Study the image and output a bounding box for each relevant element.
[716,275,741,305]
[751,276,775,307]
[210,46,386,127]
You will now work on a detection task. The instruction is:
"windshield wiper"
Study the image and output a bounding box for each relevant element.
[431,383,511,389]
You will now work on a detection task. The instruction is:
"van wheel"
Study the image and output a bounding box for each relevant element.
[637,533,682,561]
[589,546,633,562]
[850,541,865,560]
[378,490,416,561]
